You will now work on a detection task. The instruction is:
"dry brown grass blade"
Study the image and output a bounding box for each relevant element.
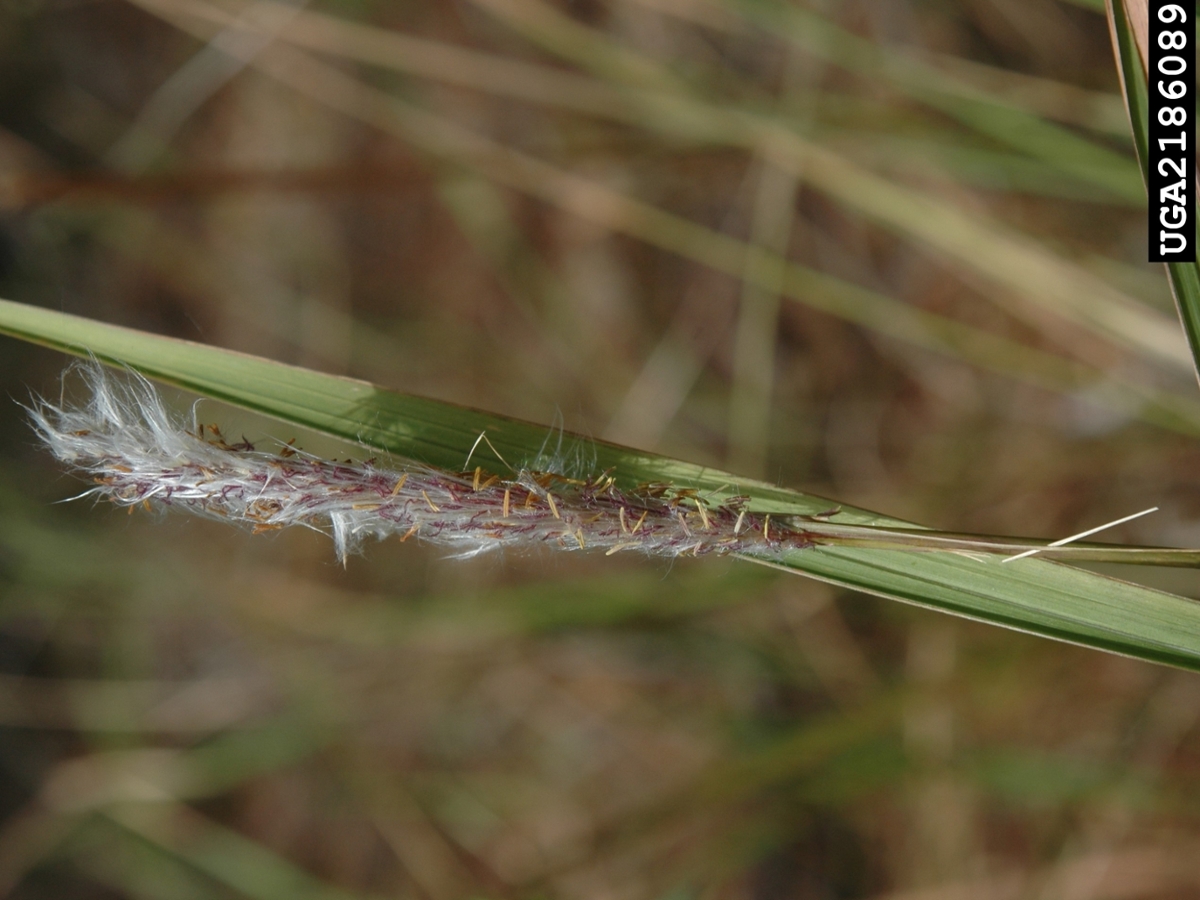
[1114,0,1151,74]
[144,0,636,119]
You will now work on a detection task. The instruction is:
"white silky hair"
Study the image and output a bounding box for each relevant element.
[29,362,804,563]
[28,361,409,560]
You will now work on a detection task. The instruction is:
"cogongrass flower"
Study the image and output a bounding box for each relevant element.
[29,363,815,563]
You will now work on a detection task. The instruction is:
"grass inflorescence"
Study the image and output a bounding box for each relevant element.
[30,363,815,563]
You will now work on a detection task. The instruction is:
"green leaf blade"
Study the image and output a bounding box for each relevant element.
[4,297,1200,671]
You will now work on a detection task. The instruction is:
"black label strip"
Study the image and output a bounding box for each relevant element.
[1147,1,1197,262]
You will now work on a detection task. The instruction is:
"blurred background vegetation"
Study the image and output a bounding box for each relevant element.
[2,0,1200,896]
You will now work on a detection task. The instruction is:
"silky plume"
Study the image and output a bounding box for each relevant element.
[28,363,816,563]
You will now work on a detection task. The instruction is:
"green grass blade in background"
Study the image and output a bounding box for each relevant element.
[1108,0,1200,381]
[5,298,1200,671]
[719,0,1144,201]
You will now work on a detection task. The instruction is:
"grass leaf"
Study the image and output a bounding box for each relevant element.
[4,298,1200,671]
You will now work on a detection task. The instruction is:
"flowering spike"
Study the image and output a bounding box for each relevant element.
[29,363,817,563]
